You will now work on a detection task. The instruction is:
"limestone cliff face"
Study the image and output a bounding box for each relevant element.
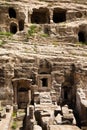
[0,1,87,129]
[0,0,87,108]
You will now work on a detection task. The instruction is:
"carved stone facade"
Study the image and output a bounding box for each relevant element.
[0,0,87,130]
[0,1,87,43]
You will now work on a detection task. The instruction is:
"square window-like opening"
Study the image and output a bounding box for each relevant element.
[53,8,66,23]
[78,31,86,43]
[41,78,48,87]
[31,8,50,24]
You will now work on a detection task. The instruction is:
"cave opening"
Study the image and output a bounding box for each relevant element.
[41,78,48,87]
[10,23,17,34]
[19,20,24,31]
[78,31,86,43]
[31,8,50,24]
[44,26,50,35]
[53,8,66,23]
[9,7,16,18]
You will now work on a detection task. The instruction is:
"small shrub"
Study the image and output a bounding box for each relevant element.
[40,33,49,37]
[28,25,37,36]
[76,42,87,46]
[0,32,12,37]
[52,41,58,47]
[11,121,17,130]
[12,112,16,117]
[0,40,5,46]
[82,42,87,45]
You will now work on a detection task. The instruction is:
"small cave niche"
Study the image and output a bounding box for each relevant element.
[10,23,17,34]
[8,7,16,18]
[31,8,50,24]
[75,12,82,18]
[53,8,66,23]
[19,20,24,31]
[41,78,48,87]
[39,59,52,74]
[44,26,50,35]
[78,31,86,43]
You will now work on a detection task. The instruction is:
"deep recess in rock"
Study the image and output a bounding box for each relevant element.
[31,8,50,24]
[10,22,17,34]
[9,7,16,18]
[0,1,87,130]
[41,78,48,87]
[53,8,66,23]
[78,31,86,43]
[19,20,24,31]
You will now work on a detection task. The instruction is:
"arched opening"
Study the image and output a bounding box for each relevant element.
[8,7,16,18]
[78,31,86,43]
[53,8,66,23]
[41,78,48,87]
[19,20,24,31]
[10,23,17,34]
[31,8,50,24]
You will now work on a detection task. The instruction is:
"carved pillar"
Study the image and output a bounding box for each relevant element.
[28,8,33,23]
[15,87,17,105]
[28,90,31,104]
[25,7,29,24]
[29,105,34,119]
[13,81,18,112]
[13,82,18,105]
[49,9,53,24]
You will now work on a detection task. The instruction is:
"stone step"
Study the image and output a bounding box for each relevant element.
[40,92,52,104]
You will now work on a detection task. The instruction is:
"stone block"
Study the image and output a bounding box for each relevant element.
[6,105,11,112]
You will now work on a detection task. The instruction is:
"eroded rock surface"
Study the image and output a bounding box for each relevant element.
[0,0,87,130]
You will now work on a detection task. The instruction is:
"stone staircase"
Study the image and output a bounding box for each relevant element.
[39,92,52,104]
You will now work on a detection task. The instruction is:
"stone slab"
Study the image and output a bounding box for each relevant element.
[49,125,81,130]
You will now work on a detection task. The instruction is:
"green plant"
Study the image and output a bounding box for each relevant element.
[0,40,5,46]
[12,112,16,117]
[40,33,49,37]
[0,32,12,37]
[52,41,58,47]
[11,121,17,130]
[76,41,87,46]
[28,25,37,36]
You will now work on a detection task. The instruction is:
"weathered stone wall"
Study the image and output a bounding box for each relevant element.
[0,52,87,108]
[0,1,87,43]
[76,88,87,126]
